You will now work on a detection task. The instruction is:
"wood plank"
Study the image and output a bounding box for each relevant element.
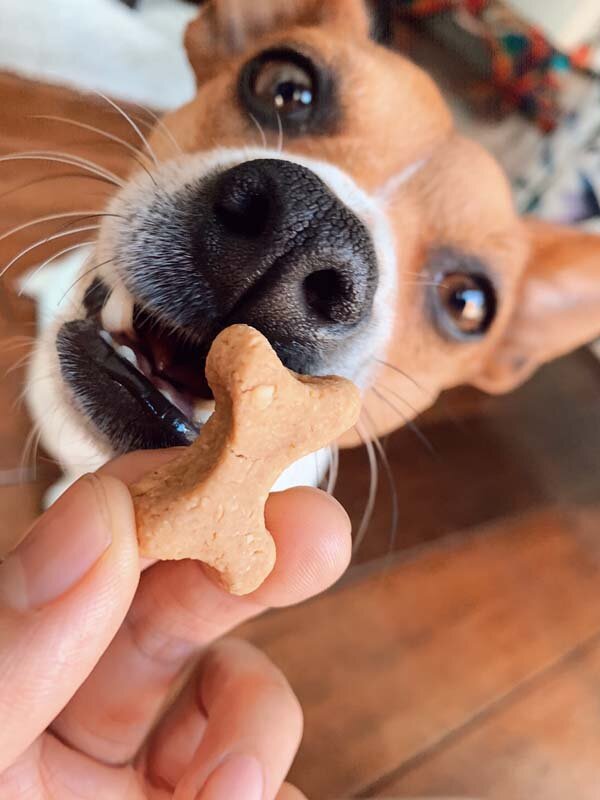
[383,636,600,800]
[240,506,600,799]
[340,348,600,564]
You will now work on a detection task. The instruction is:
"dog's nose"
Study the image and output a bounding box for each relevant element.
[199,159,377,339]
[213,161,273,240]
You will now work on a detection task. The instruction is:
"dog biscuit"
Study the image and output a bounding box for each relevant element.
[131,324,361,595]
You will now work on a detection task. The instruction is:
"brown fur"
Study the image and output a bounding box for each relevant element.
[150,0,600,441]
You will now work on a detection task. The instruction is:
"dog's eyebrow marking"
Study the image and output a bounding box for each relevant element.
[376,159,428,204]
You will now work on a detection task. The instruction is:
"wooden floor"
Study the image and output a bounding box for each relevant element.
[1,70,600,799]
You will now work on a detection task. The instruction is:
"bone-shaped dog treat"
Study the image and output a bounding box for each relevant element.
[131,324,361,595]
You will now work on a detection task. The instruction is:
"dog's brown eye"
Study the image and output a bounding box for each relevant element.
[253,61,314,116]
[435,272,496,338]
[239,47,333,134]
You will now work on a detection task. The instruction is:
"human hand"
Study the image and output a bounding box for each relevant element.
[0,449,351,798]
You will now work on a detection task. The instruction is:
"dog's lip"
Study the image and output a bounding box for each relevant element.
[57,318,200,453]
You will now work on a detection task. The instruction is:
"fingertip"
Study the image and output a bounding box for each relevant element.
[267,486,352,538]
[254,487,352,607]
[90,473,141,580]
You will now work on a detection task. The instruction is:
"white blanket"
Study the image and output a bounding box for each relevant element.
[0,0,196,109]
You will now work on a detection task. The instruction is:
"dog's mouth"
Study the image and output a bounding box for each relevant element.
[124,305,213,405]
[56,280,220,454]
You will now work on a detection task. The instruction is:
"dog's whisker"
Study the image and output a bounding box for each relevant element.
[313,449,322,489]
[57,258,115,307]
[1,344,34,357]
[0,172,115,205]
[129,102,184,156]
[326,442,340,496]
[4,350,35,377]
[12,370,57,413]
[372,384,436,456]
[1,226,100,280]
[0,149,124,186]
[275,111,284,153]
[30,425,46,482]
[20,422,43,480]
[361,409,399,558]
[101,103,183,157]
[0,211,119,247]
[19,426,37,473]
[0,467,36,488]
[374,358,432,398]
[248,113,268,149]
[96,92,159,168]
[353,421,378,556]
[49,214,120,240]
[404,280,449,289]
[0,335,36,352]
[0,319,37,330]
[18,241,96,297]
[402,270,448,282]
[375,381,419,422]
[31,115,154,169]
[375,381,423,420]
[0,152,124,188]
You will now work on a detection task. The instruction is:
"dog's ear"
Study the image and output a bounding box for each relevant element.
[185,0,370,82]
[474,220,600,393]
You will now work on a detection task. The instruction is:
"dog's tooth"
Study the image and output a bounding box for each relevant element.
[102,286,134,333]
[161,387,178,406]
[116,344,137,365]
[193,399,215,425]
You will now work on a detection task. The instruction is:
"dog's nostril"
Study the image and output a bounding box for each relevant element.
[303,268,359,325]
[213,173,271,238]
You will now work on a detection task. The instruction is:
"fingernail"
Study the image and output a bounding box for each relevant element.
[197,754,264,800]
[0,475,112,611]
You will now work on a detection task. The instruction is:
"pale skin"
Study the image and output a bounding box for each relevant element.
[0,449,351,799]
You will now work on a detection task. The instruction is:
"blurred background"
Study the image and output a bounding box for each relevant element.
[0,1,599,798]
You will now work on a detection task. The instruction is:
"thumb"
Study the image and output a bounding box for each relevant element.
[0,474,140,771]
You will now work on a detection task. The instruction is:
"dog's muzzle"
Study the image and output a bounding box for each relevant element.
[126,158,379,372]
[57,158,379,455]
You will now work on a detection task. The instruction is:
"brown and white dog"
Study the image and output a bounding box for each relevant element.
[26,0,600,503]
